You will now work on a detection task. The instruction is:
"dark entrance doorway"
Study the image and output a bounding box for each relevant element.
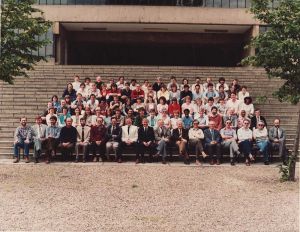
[67,31,245,66]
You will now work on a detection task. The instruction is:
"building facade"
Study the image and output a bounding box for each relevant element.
[36,1,275,66]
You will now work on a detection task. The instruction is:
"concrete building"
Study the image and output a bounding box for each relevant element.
[35,0,277,66]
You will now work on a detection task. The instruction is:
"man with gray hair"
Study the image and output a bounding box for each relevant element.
[269,118,287,164]
[154,119,171,164]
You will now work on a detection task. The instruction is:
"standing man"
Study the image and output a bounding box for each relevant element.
[106,117,122,162]
[119,118,139,163]
[75,118,90,163]
[13,117,33,163]
[58,118,77,161]
[31,116,47,163]
[137,118,156,163]
[154,119,171,164]
[90,117,107,162]
[269,118,287,164]
[45,116,61,164]
[220,119,240,166]
[204,121,222,165]
[188,120,206,165]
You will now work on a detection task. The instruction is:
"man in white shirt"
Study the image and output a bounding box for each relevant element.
[226,92,241,115]
[237,119,254,166]
[75,118,90,163]
[119,117,138,162]
[188,120,206,165]
[72,75,81,91]
[191,77,204,93]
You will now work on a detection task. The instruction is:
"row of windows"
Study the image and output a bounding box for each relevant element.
[36,0,280,8]
[32,28,54,57]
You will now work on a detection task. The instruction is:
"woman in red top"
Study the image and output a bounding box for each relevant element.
[168,97,181,117]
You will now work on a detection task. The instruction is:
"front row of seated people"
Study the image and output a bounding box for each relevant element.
[13,115,287,165]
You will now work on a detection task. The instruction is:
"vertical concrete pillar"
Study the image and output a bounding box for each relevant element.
[243,24,259,59]
[53,22,68,65]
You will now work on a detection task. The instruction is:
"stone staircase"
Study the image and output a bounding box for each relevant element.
[0,65,299,158]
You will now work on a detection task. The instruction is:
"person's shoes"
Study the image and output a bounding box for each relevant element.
[264,161,269,165]
[13,158,19,163]
[230,159,235,166]
[25,157,30,163]
[117,158,122,163]
[135,159,140,164]
[245,159,250,166]
[210,160,215,165]
[162,158,167,165]
[216,159,220,165]
[93,157,97,162]
[195,159,201,165]
[184,159,190,165]
[45,160,50,164]
[202,151,207,159]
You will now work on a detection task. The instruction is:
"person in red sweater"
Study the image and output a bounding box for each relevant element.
[168,98,181,117]
[208,106,223,131]
[131,84,144,103]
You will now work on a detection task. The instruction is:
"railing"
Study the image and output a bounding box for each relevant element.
[36,0,253,8]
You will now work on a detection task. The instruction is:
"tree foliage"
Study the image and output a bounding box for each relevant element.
[0,0,52,84]
[242,0,300,104]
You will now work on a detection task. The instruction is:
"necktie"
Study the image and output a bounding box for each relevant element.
[275,127,279,139]
[38,125,42,138]
[112,126,115,134]
[211,130,214,141]
[128,125,130,135]
[81,127,84,142]
[179,129,182,137]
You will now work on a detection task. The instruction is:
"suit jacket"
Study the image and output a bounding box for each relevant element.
[251,116,267,129]
[154,126,171,141]
[121,125,138,142]
[268,126,286,142]
[171,128,189,142]
[138,126,155,143]
[106,124,121,142]
[76,125,91,143]
[31,124,47,139]
[204,129,222,144]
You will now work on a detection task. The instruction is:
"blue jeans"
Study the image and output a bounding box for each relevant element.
[257,140,270,162]
[239,140,252,157]
[14,141,31,158]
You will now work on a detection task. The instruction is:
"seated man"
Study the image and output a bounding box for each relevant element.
[269,118,287,164]
[171,120,190,165]
[58,118,77,161]
[188,120,206,165]
[237,119,253,166]
[31,116,47,163]
[253,121,271,165]
[154,119,171,164]
[119,117,138,163]
[90,117,107,162]
[45,116,61,164]
[106,117,122,162]
[75,118,90,163]
[137,118,156,163]
[13,117,33,163]
[220,119,241,166]
[204,121,222,165]
[251,109,267,130]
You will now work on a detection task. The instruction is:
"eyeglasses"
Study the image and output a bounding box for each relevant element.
[258,124,264,126]
[226,122,231,124]
[244,122,249,125]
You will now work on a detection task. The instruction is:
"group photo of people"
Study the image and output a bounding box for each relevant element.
[13,75,288,166]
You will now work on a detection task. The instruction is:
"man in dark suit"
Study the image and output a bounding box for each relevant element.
[269,118,287,164]
[58,118,77,161]
[251,109,267,129]
[204,121,222,165]
[137,118,156,163]
[106,117,122,162]
[171,120,190,164]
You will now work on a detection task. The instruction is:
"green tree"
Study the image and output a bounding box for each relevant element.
[0,0,52,84]
[243,0,300,181]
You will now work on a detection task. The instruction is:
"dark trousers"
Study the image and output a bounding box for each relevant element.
[90,142,106,157]
[206,143,221,160]
[118,142,138,160]
[239,140,252,158]
[58,143,75,161]
[137,142,156,158]
[45,138,59,161]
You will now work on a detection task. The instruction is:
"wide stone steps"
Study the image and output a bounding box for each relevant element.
[0,65,299,158]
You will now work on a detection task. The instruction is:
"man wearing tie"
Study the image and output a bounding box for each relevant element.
[250,109,267,129]
[137,118,156,163]
[106,117,122,162]
[204,121,222,165]
[269,118,287,164]
[119,117,138,162]
[154,119,171,164]
[75,118,90,163]
[31,116,47,163]
[171,120,190,164]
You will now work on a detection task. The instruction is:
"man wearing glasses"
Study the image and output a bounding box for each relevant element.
[237,119,254,166]
[220,119,240,165]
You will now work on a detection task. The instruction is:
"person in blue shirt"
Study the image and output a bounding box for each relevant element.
[182,109,193,129]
